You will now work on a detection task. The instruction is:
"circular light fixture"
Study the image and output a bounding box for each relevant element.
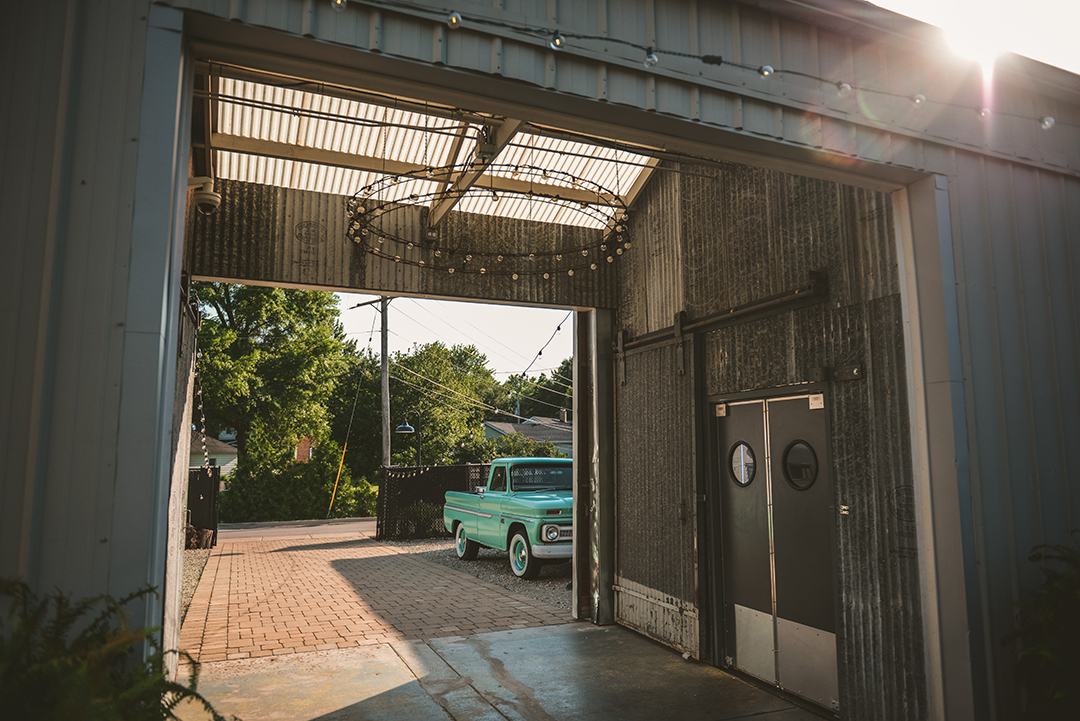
[331,0,346,11]
[1041,116,1055,130]
[912,94,926,107]
[979,107,991,119]
[758,65,774,77]
[643,48,659,68]
[549,31,565,50]
[836,81,852,98]
[447,11,462,29]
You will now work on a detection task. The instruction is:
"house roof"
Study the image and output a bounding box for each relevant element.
[485,418,573,444]
[191,430,238,456]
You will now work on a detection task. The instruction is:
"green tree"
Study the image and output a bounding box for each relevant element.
[505,357,573,420]
[194,282,351,458]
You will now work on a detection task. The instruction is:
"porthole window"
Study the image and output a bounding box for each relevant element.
[783,441,819,491]
[729,442,756,487]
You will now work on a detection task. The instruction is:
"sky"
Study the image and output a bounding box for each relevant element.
[337,1,1078,380]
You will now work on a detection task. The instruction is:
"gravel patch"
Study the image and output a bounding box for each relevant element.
[384,537,573,611]
[180,548,211,625]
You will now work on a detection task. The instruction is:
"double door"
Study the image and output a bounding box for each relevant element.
[716,394,838,710]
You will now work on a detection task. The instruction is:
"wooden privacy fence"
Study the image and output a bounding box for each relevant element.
[376,464,489,541]
[186,466,220,548]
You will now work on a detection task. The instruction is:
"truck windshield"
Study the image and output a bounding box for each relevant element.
[510,465,573,492]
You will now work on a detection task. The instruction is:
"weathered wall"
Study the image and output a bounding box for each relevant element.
[163,298,199,677]
[186,179,619,308]
[615,160,923,718]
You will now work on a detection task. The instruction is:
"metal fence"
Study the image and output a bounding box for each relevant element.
[376,464,490,541]
[187,466,220,547]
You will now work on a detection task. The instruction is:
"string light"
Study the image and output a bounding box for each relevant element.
[447,11,462,28]
[417,5,1064,131]
[1041,116,1055,130]
[331,0,347,12]
[979,107,992,120]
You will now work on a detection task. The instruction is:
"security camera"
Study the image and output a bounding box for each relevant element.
[188,176,221,216]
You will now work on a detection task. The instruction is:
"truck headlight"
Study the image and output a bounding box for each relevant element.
[542,524,562,542]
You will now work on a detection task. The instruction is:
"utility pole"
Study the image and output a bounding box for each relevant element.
[346,296,393,467]
[381,296,390,467]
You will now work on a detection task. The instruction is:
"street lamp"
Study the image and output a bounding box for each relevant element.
[395,418,421,467]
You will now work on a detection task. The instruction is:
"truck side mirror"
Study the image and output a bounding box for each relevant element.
[476,486,487,494]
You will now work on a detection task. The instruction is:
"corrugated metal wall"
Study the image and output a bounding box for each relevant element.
[617,160,924,718]
[187,179,619,308]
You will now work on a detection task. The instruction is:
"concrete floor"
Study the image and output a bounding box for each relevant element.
[179,623,822,721]
[176,520,825,721]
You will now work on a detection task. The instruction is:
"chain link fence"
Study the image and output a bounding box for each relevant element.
[376,464,490,541]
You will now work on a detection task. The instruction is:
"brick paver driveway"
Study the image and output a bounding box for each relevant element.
[180,534,572,663]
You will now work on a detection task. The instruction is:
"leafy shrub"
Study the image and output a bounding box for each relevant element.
[0,580,228,721]
[1007,531,1080,720]
[219,439,375,522]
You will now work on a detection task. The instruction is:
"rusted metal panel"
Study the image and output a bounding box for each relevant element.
[615,576,700,656]
[187,179,620,307]
[620,153,922,716]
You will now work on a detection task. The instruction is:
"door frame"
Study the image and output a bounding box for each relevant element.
[700,383,840,699]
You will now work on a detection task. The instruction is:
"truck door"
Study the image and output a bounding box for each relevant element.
[478,465,509,548]
[715,393,838,710]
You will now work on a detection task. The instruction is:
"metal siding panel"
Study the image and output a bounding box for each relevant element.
[0,0,70,580]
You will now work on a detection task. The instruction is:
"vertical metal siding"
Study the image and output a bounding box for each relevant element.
[948,151,1080,719]
[0,0,162,606]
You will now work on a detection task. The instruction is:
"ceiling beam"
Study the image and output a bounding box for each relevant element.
[209,132,616,204]
[426,118,524,228]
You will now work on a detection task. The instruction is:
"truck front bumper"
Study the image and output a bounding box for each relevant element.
[532,543,572,560]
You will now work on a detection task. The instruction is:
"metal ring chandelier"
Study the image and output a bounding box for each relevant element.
[345,163,632,278]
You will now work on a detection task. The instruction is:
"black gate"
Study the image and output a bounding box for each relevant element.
[187,466,220,547]
[376,464,489,541]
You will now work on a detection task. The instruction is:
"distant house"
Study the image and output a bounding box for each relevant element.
[188,430,238,477]
[295,437,316,462]
[484,412,573,458]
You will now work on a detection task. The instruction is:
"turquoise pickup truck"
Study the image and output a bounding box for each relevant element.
[443,457,573,579]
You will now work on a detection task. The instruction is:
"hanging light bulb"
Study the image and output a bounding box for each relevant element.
[331,0,347,12]
[836,82,852,98]
[1041,116,1055,130]
[912,94,926,107]
[568,269,575,276]
[758,65,774,77]
[643,47,659,68]
[447,11,462,29]
[491,190,499,202]
[549,31,565,51]
[512,273,519,280]
[979,107,991,120]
